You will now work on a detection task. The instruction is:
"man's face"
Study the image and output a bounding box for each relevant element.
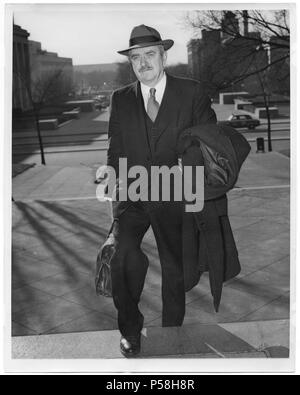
[129,45,167,86]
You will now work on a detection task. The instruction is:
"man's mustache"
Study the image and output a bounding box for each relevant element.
[139,67,153,72]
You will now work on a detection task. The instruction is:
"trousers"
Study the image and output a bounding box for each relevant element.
[110,200,185,337]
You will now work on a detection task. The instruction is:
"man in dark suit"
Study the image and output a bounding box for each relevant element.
[106,24,217,356]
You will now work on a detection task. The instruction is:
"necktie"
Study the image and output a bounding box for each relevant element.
[147,88,160,123]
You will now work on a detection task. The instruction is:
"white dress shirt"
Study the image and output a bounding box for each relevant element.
[140,72,167,111]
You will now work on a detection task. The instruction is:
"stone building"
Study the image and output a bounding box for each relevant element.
[13,24,74,113]
[187,39,202,81]
[13,24,31,112]
[29,40,74,101]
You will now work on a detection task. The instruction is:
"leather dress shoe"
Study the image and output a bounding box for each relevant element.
[120,335,141,357]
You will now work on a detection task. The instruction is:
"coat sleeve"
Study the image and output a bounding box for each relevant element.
[107,91,123,177]
[192,83,217,125]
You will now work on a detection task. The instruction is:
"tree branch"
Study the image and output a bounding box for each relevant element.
[226,54,289,87]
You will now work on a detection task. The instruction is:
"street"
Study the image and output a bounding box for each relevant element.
[12,108,290,166]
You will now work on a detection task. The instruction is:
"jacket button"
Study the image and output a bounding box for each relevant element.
[199,221,206,229]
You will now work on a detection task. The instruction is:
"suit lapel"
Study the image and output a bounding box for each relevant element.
[132,81,152,153]
[153,73,182,143]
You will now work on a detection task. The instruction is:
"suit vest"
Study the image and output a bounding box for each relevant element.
[139,90,160,160]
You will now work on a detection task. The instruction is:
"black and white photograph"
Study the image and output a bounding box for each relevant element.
[3,1,296,374]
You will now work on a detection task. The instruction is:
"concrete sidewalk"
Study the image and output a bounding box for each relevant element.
[10,151,291,358]
[12,319,289,359]
[12,151,290,201]
[11,187,290,336]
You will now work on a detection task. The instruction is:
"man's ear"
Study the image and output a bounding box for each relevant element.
[163,51,168,67]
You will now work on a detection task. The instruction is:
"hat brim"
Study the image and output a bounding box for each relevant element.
[117,39,174,56]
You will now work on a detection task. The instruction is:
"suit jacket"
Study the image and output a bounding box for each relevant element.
[107,73,217,217]
[106,73,242,311]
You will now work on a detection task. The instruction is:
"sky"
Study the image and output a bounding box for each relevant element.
[12,4,197,66]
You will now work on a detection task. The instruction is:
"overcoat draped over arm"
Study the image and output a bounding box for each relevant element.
[177,124,251,312]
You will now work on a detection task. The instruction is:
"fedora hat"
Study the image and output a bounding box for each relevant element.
[118,24,174,56]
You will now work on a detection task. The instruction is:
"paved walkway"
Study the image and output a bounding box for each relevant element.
[11,151,290,202]
[11,187,290,337]
[11,152,290,348]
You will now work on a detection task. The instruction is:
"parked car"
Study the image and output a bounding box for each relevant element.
[94,99,104,110]
[94,95,110,109]
[218,113,260,130]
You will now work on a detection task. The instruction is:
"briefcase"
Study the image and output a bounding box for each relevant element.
[95,221,117,297]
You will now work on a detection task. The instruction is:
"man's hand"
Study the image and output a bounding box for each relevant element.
[94,166,109,184]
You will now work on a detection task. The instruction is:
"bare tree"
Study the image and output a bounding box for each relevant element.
[257,77,272,150]
[185,10,289,85]
[14,65,73,165]
[185,10,289,49]
[184,9,290,151]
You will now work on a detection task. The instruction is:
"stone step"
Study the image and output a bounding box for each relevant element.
[12,319,289,359]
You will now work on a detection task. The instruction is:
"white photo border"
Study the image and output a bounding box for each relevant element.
[2,0,297,374]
